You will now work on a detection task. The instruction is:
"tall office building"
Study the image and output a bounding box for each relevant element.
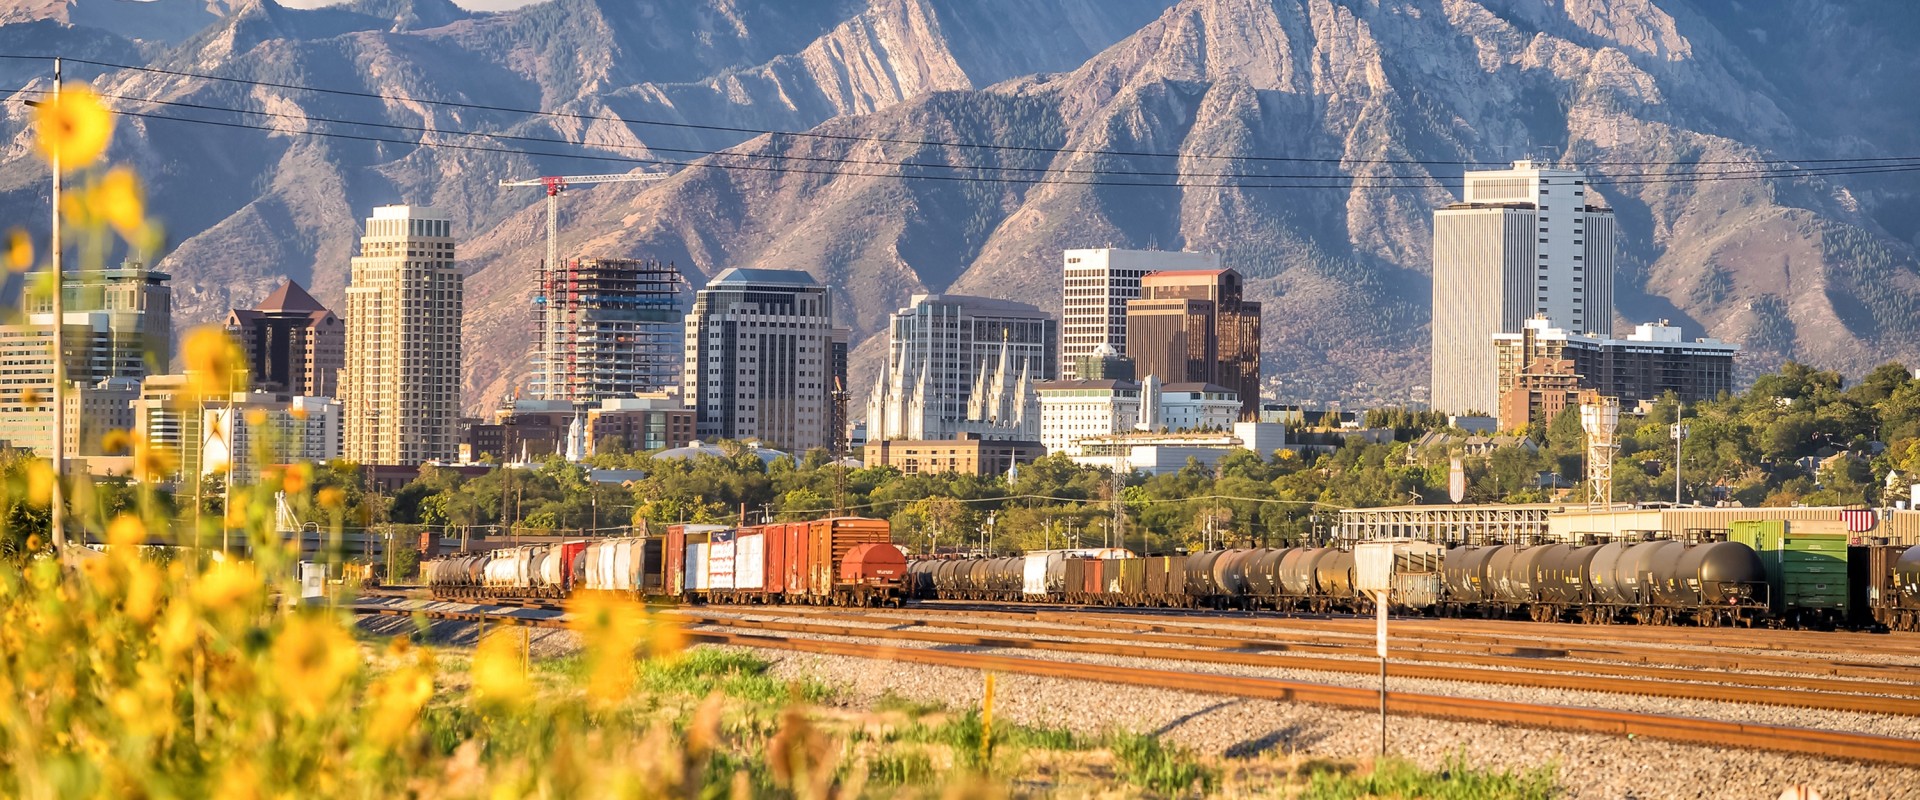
[682,268,849,452]
[0,263,171,455]
[342,205,462,465]
[225,279,344,398]
[1124,268,1262,419]
[530,257,685,402]
[1061,248,1220,379]
[1432,160,1617,413]
[866,294,1056,442]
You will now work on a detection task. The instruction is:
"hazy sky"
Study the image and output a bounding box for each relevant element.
[277,0,543,9]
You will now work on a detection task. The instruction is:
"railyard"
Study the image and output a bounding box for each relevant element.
[356,590,1920,798]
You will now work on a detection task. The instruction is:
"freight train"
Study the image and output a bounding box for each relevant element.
[422,517,910,606]
[909,525,1920,630]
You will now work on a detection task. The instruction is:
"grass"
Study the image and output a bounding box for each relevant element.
[1109,730,1217,796]
[1303,755,1559,800]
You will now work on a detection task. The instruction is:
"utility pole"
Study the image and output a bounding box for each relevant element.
[1671,421,1689,508]
[46,58,66,556]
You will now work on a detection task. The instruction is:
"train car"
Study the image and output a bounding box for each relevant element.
[1855,542,1920,631]
[1733,521,1850,627]
[582,536,668,596]
[796,517,907,605]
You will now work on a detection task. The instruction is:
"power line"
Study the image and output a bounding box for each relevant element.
[38,54,1920,171]
[71,87,1920,185]
[67,102,1920,192]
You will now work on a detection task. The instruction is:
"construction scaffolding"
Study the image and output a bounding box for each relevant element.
[530,258,687,402]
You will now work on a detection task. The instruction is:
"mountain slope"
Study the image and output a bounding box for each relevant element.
[0,0,1913,416]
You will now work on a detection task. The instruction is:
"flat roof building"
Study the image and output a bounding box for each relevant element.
[1124,268,1261,419]
[683,268,849,453]
[1061,248,1219,379]
[1432,161,1616,414]
[864,433,1044,477]
[1494,318,1738,428]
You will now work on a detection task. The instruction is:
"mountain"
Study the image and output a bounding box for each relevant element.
[0,0,1915,415]
[0,0,233,43]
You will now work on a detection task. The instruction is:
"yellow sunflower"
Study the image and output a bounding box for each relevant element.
[271,614,361,718]
[34,84,114,171]
[5,228,30,272]
[90,167,144,237]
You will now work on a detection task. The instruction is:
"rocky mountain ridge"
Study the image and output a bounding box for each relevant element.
[0,0,1914,415]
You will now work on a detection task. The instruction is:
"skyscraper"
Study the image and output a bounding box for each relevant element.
[0,262,171,455]
[225,279,344,398]
[682,268,848,452]
[1123,268,1262,419]
[1431,160,1616,414]
[342,205,462,465]
[530,257,685,402]
[866,294,1056,442]
[1060,248,1220,379]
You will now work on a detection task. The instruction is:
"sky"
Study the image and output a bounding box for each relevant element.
[276,0,542,8]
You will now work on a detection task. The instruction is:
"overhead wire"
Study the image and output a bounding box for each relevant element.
[24,53,1920,173]
[8,90,1904,192]
[0,56,1914,190]
[60,86,1920,185]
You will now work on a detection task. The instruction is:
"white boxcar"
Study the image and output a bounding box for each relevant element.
[685,542,711,591]
[1022,553,1050,598]
[612,539,637,591]
[735,533,765,591]
[709,539,736,591]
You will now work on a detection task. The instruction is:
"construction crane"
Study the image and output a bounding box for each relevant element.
[499,171,671,402]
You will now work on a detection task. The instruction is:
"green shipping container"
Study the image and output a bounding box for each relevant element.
[1730,520,1851,615]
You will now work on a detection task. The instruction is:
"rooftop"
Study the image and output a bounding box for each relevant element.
[371,205,449,220]
[1036,379,1140,391]
[1142,268,1232,280]
[709,267,823,288]
[1160,382,1238,395]
[252,280,328,314]
[904,294,1049,316]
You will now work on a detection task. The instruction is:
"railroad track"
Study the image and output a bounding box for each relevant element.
[911,599,1920,657]
[685,606,1920,700]
[660,608,1920,716]
[358,598,1920,715]
[371,591,1920,681]
[746,603,1920,683]
[350,603,1920,767]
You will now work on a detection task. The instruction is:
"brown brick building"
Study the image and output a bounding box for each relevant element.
[1123,269,1261,419]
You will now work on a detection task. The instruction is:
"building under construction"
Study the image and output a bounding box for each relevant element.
[530,258,686,402]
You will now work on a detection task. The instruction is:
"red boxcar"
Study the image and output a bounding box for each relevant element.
[559,541,589,593]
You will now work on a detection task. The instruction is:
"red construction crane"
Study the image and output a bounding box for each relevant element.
[499,171,670,401]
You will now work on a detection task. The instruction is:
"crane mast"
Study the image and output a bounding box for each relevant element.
[498,172,669,402]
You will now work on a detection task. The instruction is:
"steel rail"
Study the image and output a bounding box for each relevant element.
[350,604,1920,767]
[672,606,1920,699]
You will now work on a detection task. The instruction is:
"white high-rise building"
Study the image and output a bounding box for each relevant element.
[203,395,342,480]
[683,268,849,452]
[1431,160,1616,414]
[342,205,462,464]
[1060,248,1219,379]
[866,294,1055,443]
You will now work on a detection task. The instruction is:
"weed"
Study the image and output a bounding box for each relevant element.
[1107,731,1217,796]
[1304,754,1558,800]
